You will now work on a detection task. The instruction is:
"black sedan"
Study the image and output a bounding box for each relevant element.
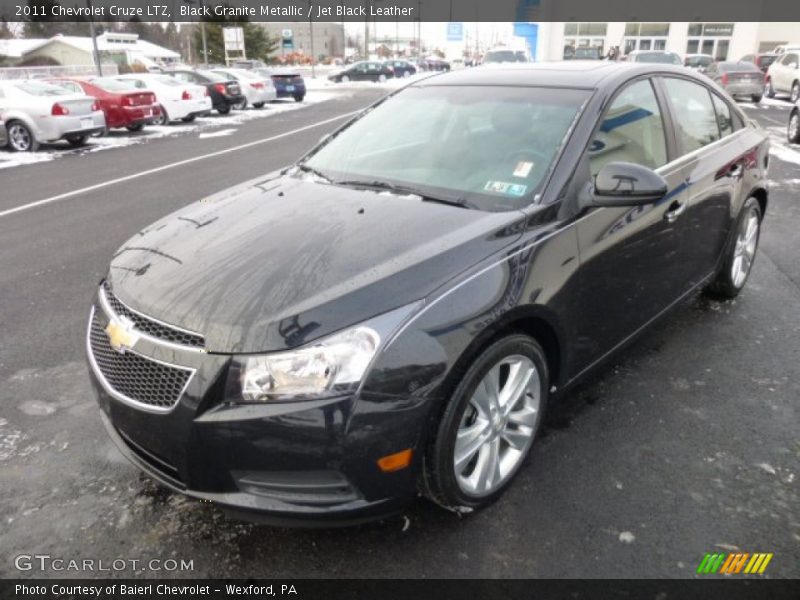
[385,60,417,78]
[87,63,769,525]
[328,61,394,83]
[167,69,244,114]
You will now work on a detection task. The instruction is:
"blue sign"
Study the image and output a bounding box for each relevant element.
[446,22,464,42]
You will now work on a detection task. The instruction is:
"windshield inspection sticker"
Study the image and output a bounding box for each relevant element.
[513,161,534,178]
[484,181,528,197]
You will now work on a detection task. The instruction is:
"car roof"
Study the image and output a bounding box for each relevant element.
[418,61,692,89]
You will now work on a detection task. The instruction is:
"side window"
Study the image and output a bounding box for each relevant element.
[589,79,667,176]
[781,53,798,66]
[710,93,734,137]
[663,78,720,154]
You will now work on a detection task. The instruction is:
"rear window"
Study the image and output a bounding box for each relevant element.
[93,77,137,91]
[718,62,760,73]
[484,50,518,63]
[635,52,681,64]
[196,70,228,82]
[758,55,777,68]
[14,80,71,96]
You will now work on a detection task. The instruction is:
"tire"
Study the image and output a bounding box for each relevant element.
[181,115,196,123]
[791,81,800,103]
[293,94,305,102]
[378,74,387,83]
[233,98,247,110]
[217,105,231,115]
[751,94,762,104]
[704,197,762,299]
[403,70,411,78]
[66,135,87,147]
[422,334,548,511]
[765,78,775,98]
[155,105,169,125]
[340,75,350,83]
[126,123,145,132]
[252,102,265,108]
[788,110,800,144]
[6,120,38,152]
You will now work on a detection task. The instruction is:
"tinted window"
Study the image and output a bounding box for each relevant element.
[589,79,667,175]
[711,94,734,137]
[14,81,71,96]
[304,86,591,211]
[781,53,798,65]
[663,78,720,153]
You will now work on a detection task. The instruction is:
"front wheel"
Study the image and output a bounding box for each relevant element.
[378,73,387,83]
[704,197,762,299]
[252,102,265,108]
[751,94,762,104]
[155,105,169,125]
[791,81,800,103]
[340,75,350,83]
[126,123,145,132]
[788,110,800,144]
[422,334,548,511]
[217,105,231,115]
[765,79,775,98]
[293,94,305,102]
[233,98,247,110]
[6,120,39,152]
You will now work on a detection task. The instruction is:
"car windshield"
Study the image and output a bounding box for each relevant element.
[484,50,518,63]
[152,75,182,87]
[635,52,681,64]
[302,85,591,211]
[93,77,138,91]
[14,80,71,96]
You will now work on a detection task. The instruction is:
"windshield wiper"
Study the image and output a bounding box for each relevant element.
[295,163,333,183]
[334,179,470,208]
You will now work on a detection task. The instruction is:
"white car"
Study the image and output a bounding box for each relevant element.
[765,50,800,102]
[210,68,277,108]
[0,79,105,152]
[115,74,211,124]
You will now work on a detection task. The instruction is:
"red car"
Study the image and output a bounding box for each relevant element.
[46,77,160,132]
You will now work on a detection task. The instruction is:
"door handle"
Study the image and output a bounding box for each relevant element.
[664,200,687,224]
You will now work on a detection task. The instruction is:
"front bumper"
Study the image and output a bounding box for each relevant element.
[85,292,428,525]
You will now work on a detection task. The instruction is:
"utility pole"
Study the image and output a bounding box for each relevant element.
[199,0,208,67]
[363,0,369,58]
[308,3,316,78]
[86,0,102,76]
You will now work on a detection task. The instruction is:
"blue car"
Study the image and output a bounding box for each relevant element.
[253,68,306,102]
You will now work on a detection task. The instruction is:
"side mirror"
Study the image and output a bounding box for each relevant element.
[592,161,668,207]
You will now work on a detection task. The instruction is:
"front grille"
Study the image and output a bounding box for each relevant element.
[89,310,193,410]
[102,281,205,348]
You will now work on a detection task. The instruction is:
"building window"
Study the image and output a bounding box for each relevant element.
[563,23,607,59]
[686,23,734,60]
[623,23,670,55]
[624,23,669,37]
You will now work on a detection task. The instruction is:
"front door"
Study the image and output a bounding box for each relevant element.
[573,77,688,367]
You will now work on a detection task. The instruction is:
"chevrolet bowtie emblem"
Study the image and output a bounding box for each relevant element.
[105,316,140,354]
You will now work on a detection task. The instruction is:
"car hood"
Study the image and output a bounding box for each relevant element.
[108,174,525,353]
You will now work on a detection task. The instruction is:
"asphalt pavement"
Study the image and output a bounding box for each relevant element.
[0,87,797,579]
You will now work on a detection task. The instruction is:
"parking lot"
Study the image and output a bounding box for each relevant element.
[0,81,798,578]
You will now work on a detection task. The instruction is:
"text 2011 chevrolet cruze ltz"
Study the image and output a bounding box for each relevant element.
[87,63,769,525]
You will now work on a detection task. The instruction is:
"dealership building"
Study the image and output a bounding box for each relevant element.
[531,22,800,61]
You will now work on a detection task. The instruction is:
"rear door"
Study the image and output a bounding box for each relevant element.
[657,76,745,291]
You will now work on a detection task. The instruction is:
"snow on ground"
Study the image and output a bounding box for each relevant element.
[0,89,340,171]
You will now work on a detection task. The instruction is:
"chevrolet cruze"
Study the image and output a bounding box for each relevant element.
[87,63,769,525]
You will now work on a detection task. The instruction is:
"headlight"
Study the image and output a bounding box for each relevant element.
[229,302,421,403]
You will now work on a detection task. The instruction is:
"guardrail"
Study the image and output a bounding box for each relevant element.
[0,64,119,80]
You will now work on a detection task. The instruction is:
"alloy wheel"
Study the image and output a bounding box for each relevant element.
[453,355,541,496]
[8,123,33,152]
[792,82,800,103]
[731,207,759,288]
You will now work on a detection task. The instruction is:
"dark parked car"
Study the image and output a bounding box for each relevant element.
[252,67,306,102]
[482,49,527,64]
[684,53,714,72]
[740,52,779,74]
[420,57,451,71]
[328,61,394,83]
[87,62,769,525]
[564,46,602,60]
[166,69,244,114]
[704,61,765,103]
[385,60,417,78]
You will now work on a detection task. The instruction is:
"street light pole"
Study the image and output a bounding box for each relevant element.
[199,0,208,67]
[86,0,102,76]
[308,2,316,78]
